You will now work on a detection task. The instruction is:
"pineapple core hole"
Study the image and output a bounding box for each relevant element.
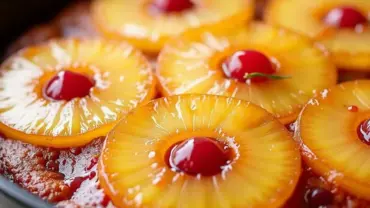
[357,119,370,145]
[43,70,95,101]
[165,137,232,176]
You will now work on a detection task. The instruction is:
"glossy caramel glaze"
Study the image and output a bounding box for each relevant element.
[284,163,370,208]
[0,136,114,207]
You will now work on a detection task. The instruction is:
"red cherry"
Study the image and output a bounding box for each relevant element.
[304,188,334,208]
[324,7,368,28]
[44,70,95,101]
[357,119,370,145]
[152,0,194,13]
[166,137,230,176]
[347,105,359,112]
[222,50,275,83]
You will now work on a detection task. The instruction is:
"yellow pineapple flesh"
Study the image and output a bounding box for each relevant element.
[99,94,301,208]
[91,0,254,54]
[0,39,156,148]
[296,80,370,200]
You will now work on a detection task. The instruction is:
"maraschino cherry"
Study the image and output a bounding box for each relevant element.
[357,119,370,145]
[152,0,194,13]
[222,50,287,83]
[324,7,368,28]
[166,137,230,176]
[44,70,95,101]
[304,188,334,208]
[347,105,359,112]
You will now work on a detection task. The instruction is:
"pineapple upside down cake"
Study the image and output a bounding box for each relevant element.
[1,0,370,208]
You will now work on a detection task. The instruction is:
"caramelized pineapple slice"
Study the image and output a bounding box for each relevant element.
[266,0,370,71]
[0,39,155,148]
[91,0,254,53]
[297,80,370,200]
[99,94,301,208]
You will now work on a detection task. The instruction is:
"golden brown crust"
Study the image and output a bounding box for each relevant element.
[0,137,72,202]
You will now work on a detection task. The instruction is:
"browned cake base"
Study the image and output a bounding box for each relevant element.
[0,136,113,207]
[1,127,369,208]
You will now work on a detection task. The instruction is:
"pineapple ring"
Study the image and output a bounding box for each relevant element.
[266,0,370,71]
[0,39,156,148]
[157,23,337,124]
[297,80,370,200]
[99,94,301,208]
[91,0,254,54]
